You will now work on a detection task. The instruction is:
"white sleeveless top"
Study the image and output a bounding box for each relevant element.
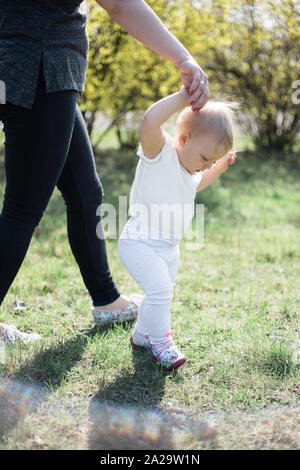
[120,132,204,245]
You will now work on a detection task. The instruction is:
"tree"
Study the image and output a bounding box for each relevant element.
[81,0,300,152]
[182,0,300,152]
[80,0,182,150]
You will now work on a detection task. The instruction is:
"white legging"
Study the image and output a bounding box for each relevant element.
[118,238,180,343]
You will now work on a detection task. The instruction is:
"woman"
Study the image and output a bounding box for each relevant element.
[0,0,209,344]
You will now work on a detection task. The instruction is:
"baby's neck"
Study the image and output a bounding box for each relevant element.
[173,140,193,175]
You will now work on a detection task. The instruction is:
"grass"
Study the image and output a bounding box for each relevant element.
[0,135,299,450]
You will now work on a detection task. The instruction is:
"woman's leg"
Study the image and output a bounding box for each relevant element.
[56,104,121,306]
[0,59,78,305]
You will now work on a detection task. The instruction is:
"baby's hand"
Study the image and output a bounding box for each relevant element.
[178,86,191,107]
[215,152,237,173]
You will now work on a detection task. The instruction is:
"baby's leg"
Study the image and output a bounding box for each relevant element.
[118,239,174,343]
[134,295,149,337]
[164,245,180,287]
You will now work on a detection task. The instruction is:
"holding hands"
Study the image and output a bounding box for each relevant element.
[177,57,210,111]
[178,85,192,106]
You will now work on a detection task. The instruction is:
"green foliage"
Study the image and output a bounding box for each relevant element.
[187,0,300,152]
[80,0,300,152]
[80,0,180,148]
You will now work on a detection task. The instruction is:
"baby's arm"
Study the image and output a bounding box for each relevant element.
[140,87,189,158]
[196,166,223,192]
[197,153,236,191]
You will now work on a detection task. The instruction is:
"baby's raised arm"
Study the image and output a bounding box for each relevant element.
[140,87,190,158]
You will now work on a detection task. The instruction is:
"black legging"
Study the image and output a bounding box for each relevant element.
[0,54,120,306]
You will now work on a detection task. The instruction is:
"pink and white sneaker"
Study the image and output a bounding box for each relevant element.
[151,331,186,371]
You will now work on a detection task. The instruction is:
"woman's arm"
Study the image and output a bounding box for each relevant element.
[140,87,189,158]
[94,0,210,111]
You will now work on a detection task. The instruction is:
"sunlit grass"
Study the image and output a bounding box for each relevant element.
[0,140,299,449]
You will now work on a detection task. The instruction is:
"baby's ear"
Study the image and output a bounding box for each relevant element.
[179,132,190,146]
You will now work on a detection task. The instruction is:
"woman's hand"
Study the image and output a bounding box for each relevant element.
[178,57,210,111]
[96,1,210,111]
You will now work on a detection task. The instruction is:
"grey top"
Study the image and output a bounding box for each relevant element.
[0,0,89,109]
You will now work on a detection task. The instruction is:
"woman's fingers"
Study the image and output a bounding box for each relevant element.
[190,88,204,111]
[189,79,203,104]
[179,57,204,89]
[191,84,210,111]
[188,71,210,110]
[178,57,210,111]
[189,69,202,94]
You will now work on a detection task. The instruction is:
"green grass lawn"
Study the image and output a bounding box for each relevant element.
[0,139,299,450]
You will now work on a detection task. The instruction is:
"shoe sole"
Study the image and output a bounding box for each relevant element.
[156,356,186,371]
[93,313,137,326]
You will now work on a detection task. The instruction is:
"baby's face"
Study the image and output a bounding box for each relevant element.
[175,131,227,174]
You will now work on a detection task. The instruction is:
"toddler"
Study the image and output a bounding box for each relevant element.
[118,86,237,371]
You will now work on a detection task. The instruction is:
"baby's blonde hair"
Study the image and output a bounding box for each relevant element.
[176,101,240,153]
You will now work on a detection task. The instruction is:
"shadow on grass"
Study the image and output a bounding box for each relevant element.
[0,320,171,447]
[87,323,189,449]
[0,328,93,440]
[14,330,96,387]
[0,323,115,441]
[91,346,169,407]
[88,349,178,450]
